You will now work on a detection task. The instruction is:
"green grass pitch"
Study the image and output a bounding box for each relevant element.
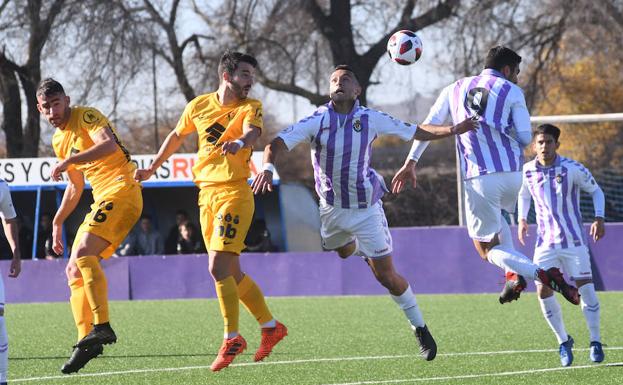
[7,292,623,384]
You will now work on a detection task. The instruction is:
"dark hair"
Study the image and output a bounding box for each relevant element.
[140,214,152,222]
[218,51,258,79]
[36,78,65,98]
[333,64,359,82]
[175,209,188,217]
[534,124,561,142]
[484,46,522,72]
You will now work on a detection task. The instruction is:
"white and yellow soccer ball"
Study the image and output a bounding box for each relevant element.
[386,30,423,65]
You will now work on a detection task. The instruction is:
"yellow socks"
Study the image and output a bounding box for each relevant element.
[68,277,93,341]
[238,275,273,325]
[75,256,109,325]
[215,276,240,337]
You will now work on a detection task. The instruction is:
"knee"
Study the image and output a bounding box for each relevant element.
[65,263,82,280]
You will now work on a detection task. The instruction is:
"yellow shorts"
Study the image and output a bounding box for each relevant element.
[73,183,143,258]
[199,181,254,255]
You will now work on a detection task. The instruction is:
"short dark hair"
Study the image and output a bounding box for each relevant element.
[36,78,65,99]
[484,46,522,72]
[218,51,258,79]
[140,214,152,222]
[333,64,359,82]
[534,124,561,142]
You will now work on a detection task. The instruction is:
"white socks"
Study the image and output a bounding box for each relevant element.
[579,283,601,342]
[538,295,568,344]
[487,246,538,279]
[261,319,277,329]
[0,316,7,384]
[391,285,425,329]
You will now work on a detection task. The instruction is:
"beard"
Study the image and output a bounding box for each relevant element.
[230,81,249,99]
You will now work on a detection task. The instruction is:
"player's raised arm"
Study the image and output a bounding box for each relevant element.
[52,167,85,255]
[134,129,189,182]
[415,118,479,140]
[517,176,532,246]
[252,137,288,195]
[50,126,118,181]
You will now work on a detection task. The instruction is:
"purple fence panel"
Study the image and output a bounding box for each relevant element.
[0,257,129,303]
[587,223,623,290]
[128,255,215,300]
[0,224,621,303]
[390,227,503,294]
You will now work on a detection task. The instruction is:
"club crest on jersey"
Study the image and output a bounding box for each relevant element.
[353,119,362,132]
[83,110,100,124]
[555,174,563,183]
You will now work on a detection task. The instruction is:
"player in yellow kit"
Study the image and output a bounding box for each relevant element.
[135,51,287,371]
[36,78,143,374]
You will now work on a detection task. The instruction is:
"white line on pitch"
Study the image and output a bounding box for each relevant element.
[319,362,623,385]
[11,347,623,383]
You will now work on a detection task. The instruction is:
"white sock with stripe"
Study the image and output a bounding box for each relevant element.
[0,315,7,384]
[578,283,601,342]
[539,295,568,344]
[391,285,425,329]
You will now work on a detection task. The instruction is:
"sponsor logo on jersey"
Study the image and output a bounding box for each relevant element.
[83,110,100,124]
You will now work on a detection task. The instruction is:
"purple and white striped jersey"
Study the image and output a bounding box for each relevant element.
[424,69,531,180]
[278,100,416,209]
[518,156,603,250]
[0,179,16,220]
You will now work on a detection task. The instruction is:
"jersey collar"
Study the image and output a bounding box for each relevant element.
[481,68,506,79]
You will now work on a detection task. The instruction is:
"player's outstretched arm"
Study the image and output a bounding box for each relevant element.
[135,130,188,182]
[2,217,21,277]
[252,137,287,195]
[391,159,417,194]
[52,168,85,255]
[415,118,478,141]
[222,124,261,156]
[50,127,118,181]
[518,219,529,246]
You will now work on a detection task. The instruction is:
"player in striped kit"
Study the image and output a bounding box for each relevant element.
[518,124,606,367]
[392,46,580,305]
[252,64,478,361]
[0,180,21,385]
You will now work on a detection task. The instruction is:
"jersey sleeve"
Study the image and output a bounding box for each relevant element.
[174,99,198,136]
[0,182,16,220]
[573,162,599,194]
[423,85,451,124]
[517,169,532,220]
[80,108,111,135]
[367,109,417,141]
[278,111,324,150]
[243,100,263,131]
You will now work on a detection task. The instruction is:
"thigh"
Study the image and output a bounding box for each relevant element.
[201,184,254,255]
[464,177,501,242]
[75,185,143,258]
[319,204,355,250]
[351,203,393,258]
[534,248,563,271]
[560,246,592,281]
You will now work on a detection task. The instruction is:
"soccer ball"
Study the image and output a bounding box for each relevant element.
[386,30,423,65]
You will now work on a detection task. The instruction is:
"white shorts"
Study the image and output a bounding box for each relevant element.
[464,172,522,242]
[0,275,4,309]
[319,201,392,258]
[534,245,592,281]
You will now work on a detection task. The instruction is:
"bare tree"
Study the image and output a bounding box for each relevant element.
[0,0,66,157]
[195,0,460,106]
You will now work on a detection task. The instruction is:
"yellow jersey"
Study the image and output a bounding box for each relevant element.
[52,106,138,200]
[174,92,263,188]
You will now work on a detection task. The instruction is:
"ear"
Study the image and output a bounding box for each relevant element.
[500,65,512,79]
[65,95,70,105]
[354,84,362,98]
[222,71,231,83]
[555,141,560,150]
